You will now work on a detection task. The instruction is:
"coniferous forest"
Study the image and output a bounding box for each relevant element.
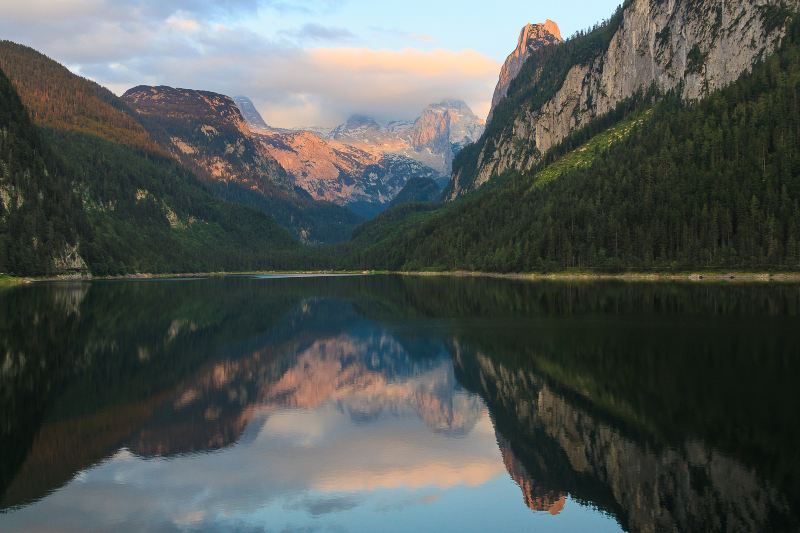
[347,16,800,272]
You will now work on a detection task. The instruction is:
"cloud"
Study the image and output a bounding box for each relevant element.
[282,23,357,43]
[0,0,499,127]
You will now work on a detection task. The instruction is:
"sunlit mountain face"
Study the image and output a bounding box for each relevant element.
[1,276,799,532]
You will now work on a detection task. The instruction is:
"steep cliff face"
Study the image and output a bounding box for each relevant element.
[231,95,271,130]
[488,20,563,121]
[450,0,799,199]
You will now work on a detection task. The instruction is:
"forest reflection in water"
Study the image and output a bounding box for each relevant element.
[1,275,799,532]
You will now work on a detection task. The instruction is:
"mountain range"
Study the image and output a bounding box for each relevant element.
[234,96,481,217]
[2,0,800,276]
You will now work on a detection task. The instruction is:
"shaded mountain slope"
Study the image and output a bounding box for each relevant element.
[0,68,86,275]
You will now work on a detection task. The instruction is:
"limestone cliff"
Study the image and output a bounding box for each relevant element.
[449,0,800,199]
[488,20,563,122]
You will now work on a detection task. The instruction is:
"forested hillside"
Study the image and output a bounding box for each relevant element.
[0,69,86,275]
[347,16,800,272]
[0,41,162,154]
[0,45,308,276]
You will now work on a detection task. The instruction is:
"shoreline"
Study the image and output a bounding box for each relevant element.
[398,271,800,283]
[9,270,800,284]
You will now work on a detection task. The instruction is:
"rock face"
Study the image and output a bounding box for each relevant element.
[231,96,270,130]
[254,129,446,218]
[122,86,292,193]
[488,20,563,121]
[232,99,475,217]
[449,0,800,199]
[329,100,485,175]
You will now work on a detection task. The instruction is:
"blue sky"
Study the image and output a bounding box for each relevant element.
[245,1,622,60]
[0,0,622,127]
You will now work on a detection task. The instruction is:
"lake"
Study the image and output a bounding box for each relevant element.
[1,275,799,532]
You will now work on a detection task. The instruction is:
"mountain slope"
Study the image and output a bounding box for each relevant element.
[122,86,362,244]
[389,177,443,207]
[348,15,800,271]
[0,68,87,275]
[0,42,303,275]
[232,95,270,130]
[0,41,162,155]
[230,96,452,218]
[449,0,799,199]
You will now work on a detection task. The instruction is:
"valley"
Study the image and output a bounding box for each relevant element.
[2,0,800,277]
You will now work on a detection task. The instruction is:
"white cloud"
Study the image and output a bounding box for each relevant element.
[0,0,499,127]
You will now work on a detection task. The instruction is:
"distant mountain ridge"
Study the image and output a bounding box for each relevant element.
[328,100,485,175]
[122,86,362,243]
[232,96,465,217]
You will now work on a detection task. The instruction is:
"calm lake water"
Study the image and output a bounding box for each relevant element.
[1,275,799,532]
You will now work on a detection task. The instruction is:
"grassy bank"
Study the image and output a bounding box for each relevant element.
[0,274,26,288]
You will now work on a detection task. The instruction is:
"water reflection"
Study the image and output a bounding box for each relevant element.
[1,276,798,531]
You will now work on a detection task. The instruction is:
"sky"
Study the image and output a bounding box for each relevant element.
[0,0,622,127]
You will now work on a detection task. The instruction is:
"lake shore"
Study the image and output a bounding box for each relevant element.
[12,270,800,284]
[398,271,800,283]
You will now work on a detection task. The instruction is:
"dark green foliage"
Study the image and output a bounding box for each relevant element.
[42,129,307,275]
[207,180,362,245]
[389,177,443,207]
[686,44,708,74]
[0,68,87,275]
[350,17,800,272]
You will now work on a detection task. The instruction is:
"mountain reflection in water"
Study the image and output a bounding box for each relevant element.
[1,275,798,532]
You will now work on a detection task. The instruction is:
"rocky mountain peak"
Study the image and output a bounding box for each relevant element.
[542,19,562,40]
[123,85,252,138]
[232,95,270,131]
[488,20,564,120]
[410,100,483,153]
